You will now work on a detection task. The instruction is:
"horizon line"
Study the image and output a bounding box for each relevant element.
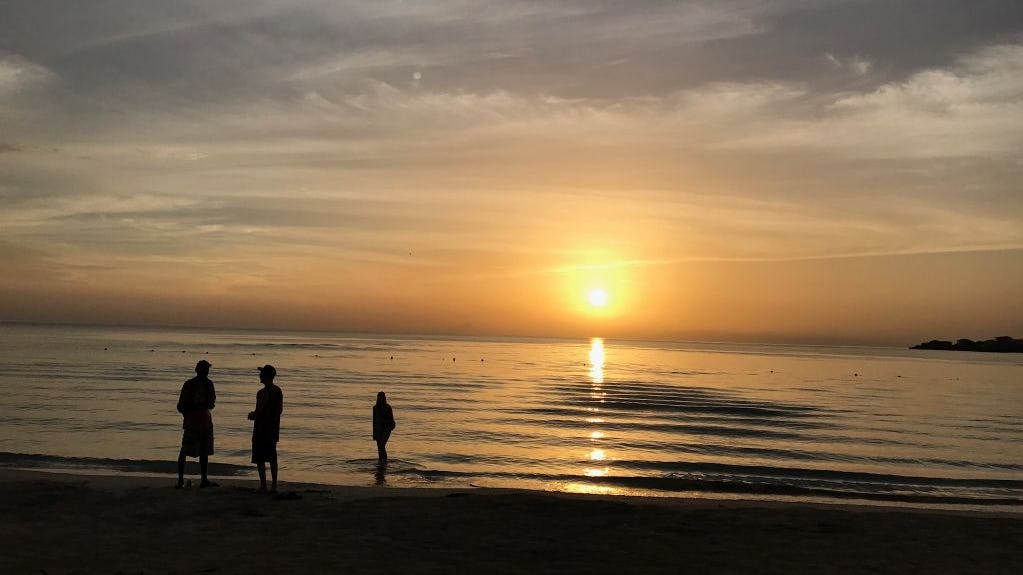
[1,318,981,350]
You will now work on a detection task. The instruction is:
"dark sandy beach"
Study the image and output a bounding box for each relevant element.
[1,470,1020,574]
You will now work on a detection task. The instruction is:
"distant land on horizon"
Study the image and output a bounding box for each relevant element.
[911,336,1023,353]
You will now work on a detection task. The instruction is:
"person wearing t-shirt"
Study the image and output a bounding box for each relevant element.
[176,360,217,488]
[248,364,284,493]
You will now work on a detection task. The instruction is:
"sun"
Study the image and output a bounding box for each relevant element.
[587,288,609,308]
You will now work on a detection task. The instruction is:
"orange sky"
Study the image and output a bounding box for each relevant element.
[2,2,1022,345]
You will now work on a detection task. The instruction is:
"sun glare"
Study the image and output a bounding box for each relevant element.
[587,288,609,308]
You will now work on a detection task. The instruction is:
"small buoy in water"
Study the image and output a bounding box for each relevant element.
[390,356,393,360]
[104,347,108,351]
[452,357,456,362]
[854,373,859,377]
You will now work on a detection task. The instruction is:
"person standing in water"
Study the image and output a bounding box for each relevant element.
[372,391,396,463]
[176,360,217,488]
[248,364,284,493]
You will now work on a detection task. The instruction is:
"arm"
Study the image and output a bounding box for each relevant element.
[248,389,265,421]
[207,381,217,410]
[176,382,189,414]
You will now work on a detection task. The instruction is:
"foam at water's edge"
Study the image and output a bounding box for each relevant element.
[3,451,1018,507]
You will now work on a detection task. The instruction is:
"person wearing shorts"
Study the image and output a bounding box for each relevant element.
[176,360,217,488]
[248,364,284,493]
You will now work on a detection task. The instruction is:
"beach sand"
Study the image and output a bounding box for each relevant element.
[1,469,1020,574]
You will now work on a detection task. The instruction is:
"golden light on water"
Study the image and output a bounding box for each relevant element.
[583,338,612,480]
[589,337,605,384]
[563,482,621,496]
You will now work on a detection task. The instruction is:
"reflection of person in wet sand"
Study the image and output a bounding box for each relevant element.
[248,365,284,493]
[372,391,396,463]
[176,360,217,488]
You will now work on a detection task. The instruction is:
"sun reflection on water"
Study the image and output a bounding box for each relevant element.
[583,338,611,480]
[564,482,621,496]
[589,337,605,384]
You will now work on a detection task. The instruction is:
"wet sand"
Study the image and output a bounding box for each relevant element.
[1,469,1020,574]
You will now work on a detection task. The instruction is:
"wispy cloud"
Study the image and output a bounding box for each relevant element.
[0,53,54,95]
[825,52,872,76]
[1,1,1020,338]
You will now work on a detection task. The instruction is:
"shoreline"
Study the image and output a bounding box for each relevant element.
[2,469,1021,573]
[3,467,1020,517]
[2,451,1021,512]
[4,456,1022,512]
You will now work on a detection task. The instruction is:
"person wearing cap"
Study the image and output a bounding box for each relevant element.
[176,360,217,488]
[248,364,284,492]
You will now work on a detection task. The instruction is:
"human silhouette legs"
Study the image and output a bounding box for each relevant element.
[176,450,186,487]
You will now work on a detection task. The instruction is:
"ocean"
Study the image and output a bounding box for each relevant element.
[1,323,1020,509]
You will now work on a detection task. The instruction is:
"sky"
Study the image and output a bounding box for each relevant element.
[1,0,1022,345]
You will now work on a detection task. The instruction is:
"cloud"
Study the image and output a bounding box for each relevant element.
[706,43,1023,159]
[823,43,1023,158]
[59,37,1019,164]
[1,5,1020,280]
[825,52,872,75]
[836,44,1023,110]
[0,54,54,95]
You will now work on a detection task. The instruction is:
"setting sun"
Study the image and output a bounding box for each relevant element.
[587,288,609,308]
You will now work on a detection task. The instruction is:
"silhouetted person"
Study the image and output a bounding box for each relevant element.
[176,360,217,488]
[372,391,396,462]
[248,364,284,493]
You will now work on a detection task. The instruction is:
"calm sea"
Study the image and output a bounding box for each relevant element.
[1,323,1020,508]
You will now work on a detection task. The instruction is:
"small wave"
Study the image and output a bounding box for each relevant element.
[388,467,1022,506]
[0,452,250,476]
[604,460,1023,489]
